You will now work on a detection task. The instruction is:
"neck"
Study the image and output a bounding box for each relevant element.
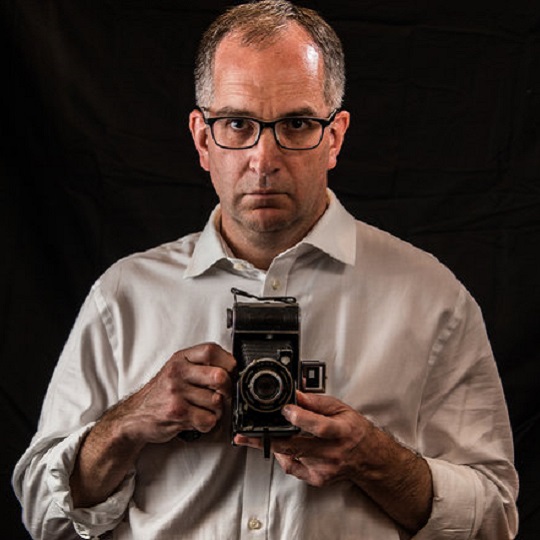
[217,197,329,271]
[220,227,291,271]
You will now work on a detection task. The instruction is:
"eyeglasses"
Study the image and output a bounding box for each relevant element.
[201,109,339,150]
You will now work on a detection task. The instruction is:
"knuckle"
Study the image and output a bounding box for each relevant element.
[313,422,333,439]
[310,467,333,488]
[212,368,228,387]
[167,354,188,379]
[197,422,213,433]
[165,400,188,422]
[285,408,298,424]
[282,462,295,475]
[311,475,327,488]
[211,391,224,407]
[159,357,176,378]
[173,360,188,379]
[200,341,220,358]
[195,412,217,433]
[283,445,296,457]
[158,369,180,394]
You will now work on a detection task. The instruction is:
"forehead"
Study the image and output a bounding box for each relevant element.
[211,26,327,117]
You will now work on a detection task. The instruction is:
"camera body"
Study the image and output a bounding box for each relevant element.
[227,289,326,441]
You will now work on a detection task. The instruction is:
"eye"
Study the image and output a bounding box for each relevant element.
[281,118,317,131]
[285,118,308,130]
[226,118,252,131]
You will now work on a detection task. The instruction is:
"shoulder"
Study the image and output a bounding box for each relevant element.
[358,220,455,274]
[95,231,202,294]
[353,219,464,302]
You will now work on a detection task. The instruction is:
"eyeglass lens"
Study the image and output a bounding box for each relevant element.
[211,117,324,149]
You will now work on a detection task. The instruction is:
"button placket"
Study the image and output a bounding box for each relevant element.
[264,256,293,297]
[240,449,273,539]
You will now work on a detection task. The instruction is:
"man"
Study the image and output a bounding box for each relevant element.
[13,1,518,538]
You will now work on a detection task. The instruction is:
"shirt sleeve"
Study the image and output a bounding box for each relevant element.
[412,286,519,539]
[46,425,136,539]
[12,281,133,539]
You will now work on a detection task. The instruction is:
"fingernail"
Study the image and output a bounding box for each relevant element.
[282,405,291,418]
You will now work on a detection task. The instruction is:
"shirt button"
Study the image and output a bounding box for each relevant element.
[271,279,281,291]
[248,517,263,530]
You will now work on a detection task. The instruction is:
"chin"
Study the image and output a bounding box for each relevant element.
[245,207,294,230]
[247,219,292,235]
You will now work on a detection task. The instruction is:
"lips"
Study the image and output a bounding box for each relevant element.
[244,189,287,198]
[243,191,287,206]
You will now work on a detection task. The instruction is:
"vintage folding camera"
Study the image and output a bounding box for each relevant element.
[227,288,326,457]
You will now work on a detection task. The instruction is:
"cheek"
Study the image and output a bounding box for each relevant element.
[209,169,229,202]
[298,149,331,186]
[208,152,242,198]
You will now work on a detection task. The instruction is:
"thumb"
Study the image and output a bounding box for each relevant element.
[282,392,352,439]
[294,391,349,416]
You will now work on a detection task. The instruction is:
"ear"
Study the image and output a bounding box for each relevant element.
[189,109,210,172]
[327,110,350,171]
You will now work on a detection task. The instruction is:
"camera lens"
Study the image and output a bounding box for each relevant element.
[251,371,282,402]
[240,358,294,412]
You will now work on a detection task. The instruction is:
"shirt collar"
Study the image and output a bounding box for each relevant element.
[299,189,357,266]
[183,207,230,278]
[184,189,357,279]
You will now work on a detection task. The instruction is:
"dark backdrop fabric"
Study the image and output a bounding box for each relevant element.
[2,1,539,538]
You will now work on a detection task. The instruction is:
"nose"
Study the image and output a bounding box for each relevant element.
[248,126,281,180]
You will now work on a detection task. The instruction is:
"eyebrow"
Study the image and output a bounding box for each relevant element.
[211,106,320,118]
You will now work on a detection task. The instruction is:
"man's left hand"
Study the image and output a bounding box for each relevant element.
[234,390,433,534]
[233,391,373,487]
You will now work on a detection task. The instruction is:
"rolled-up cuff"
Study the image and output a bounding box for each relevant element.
[412,457,482,539]
[46,424,135,539]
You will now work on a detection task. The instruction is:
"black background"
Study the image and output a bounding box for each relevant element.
[2,1,539,538]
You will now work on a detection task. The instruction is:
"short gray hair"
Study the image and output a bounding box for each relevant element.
[194,0,346,110]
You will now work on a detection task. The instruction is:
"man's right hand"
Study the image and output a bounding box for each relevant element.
[70,342,236,507]
[114,342,236,444]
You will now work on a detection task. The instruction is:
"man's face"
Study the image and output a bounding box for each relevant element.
[190,25,349,258]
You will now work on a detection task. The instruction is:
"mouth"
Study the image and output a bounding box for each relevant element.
[244,189,287,198]
[239,192,289,213]
[243,191,287,204]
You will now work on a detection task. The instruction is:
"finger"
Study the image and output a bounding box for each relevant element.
[183,384,225,414]
[270,435,334,459]
[182,343,236,373]
[175,407,219,434]
[181,362,233,398]
[234,434,331,462]
[188,406,221,433]
[282,401,348,440]
[233,434,263,449]
[274,452,308,477]
[233,434,296,453]
[173,386,226,433]
[296,391,348,416]
[281,406,341,439]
